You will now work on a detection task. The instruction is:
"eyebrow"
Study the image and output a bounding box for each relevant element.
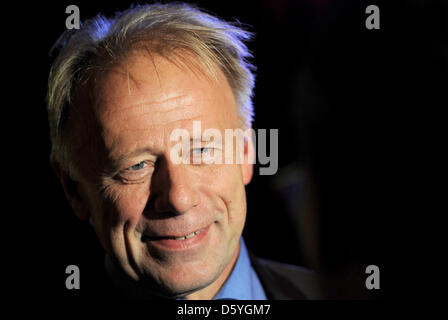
[112,147,156,164]
[111,136,217,165]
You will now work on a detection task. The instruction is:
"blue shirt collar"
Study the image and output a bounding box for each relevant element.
[213,237,267,300]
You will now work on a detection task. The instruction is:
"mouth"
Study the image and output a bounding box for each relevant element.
[141,224,212,250]
[142,227,206,241]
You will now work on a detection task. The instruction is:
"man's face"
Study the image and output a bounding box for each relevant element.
[66,52,253,297]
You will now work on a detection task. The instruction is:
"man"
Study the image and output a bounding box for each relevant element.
[47,3,320,300]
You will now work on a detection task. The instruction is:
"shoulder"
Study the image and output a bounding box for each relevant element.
[249,253,323,300]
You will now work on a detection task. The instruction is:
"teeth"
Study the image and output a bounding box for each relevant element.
[173,229,204,241]
[185,233,195,239]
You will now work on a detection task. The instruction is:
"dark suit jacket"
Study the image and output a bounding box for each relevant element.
[248,252,322,299]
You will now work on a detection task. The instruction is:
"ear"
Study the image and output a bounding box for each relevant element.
[242,132,254,185]
[50,154,90,221]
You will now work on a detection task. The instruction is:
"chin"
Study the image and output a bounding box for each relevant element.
[139,259,225,298]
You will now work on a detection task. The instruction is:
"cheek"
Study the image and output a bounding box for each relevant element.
[228,169,248,228]
[203,165,247,223]
[102,182,150,228]
[228,181,247,227]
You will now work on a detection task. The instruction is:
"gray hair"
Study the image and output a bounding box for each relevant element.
[47,2,255,178]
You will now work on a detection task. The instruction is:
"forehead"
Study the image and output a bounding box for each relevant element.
[69,51,239,162]
[98,52,237,126]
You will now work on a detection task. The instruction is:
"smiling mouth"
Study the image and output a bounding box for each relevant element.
[143,228,206,241]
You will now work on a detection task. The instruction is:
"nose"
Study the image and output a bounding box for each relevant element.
[150,156,200,215]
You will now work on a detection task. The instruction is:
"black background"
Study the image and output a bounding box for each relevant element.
[4,0,446,304]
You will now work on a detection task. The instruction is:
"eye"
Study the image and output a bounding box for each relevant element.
[192,147,212,155]
[116,160,153,183]
[113,159,154,183]
[190,147,216,165]
[127,161,148,171]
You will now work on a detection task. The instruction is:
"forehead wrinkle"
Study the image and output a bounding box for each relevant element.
[99,93,190,119]
[108,93,189,114]
[129,114,205,130]
[104,105,201,131]
[100,96,200,130]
